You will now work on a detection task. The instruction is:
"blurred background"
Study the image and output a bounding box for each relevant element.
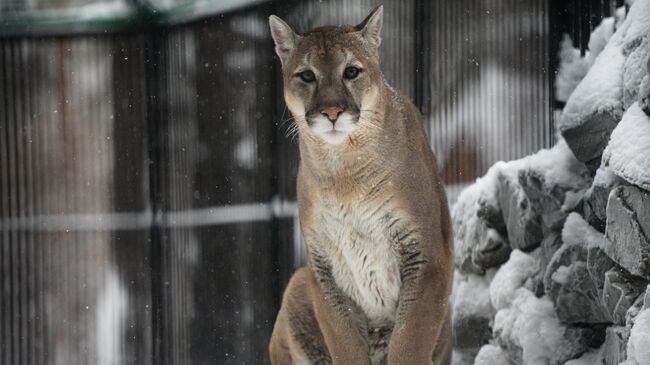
[0,0,625,364]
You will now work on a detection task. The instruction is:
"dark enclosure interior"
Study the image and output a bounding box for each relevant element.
[0,0,625,363]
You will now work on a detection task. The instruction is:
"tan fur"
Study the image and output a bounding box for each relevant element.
[269,7,453,365]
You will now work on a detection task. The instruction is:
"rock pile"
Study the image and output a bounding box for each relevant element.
[451,1,650,364]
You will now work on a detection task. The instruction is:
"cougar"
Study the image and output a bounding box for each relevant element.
[268,6,453,365]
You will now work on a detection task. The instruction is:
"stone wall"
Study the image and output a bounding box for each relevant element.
[451,1,650,364]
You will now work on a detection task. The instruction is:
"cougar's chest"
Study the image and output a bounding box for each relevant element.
[319,199,402,326]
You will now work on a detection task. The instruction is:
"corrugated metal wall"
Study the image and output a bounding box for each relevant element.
[0,35,153,364]
[0,0,618,363]
[426,0,553,189]
[1,18,282,363]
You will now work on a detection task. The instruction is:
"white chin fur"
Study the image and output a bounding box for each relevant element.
[319,130,349,145]
[310,113,357,145]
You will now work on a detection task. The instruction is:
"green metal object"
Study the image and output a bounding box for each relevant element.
[0,0,267,36]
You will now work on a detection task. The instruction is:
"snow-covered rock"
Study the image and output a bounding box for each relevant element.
[544,213,615,324]
[450,350,473,365]
[620,0,650,110]
[496,162,543,252]
[560,0,650,168]
[490,250,539,311]
[452,165,510,275]
[559,37,624,167]
[474,344,511,365]
[601,268,648,325]
[625,308,650,365]
[625,293,645,330]
[519,140,592,233]
[452,140,590,274]
[602,326,629,365]
[533,232,565,297]
[555,37,593,104]
[493,288,594,365]
[555,16,616,103]
[641,57,650,115]
[604,185,650,278]
[622,34,650,109]
[602,102,650,191]
[583,167,625,231]
[452,272,495,351]
[540,232,563,270]
[643,285,650,310]
[450,3,650,361]
[494,140,589,252]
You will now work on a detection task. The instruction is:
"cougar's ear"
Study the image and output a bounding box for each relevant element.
[356,5,383,50]
[269,15,298,64]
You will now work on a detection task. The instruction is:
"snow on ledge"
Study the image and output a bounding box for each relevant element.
[602,102,650,190]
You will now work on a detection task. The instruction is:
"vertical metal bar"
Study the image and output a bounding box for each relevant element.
[38,40,51,365]
[7,39,19,365]
[581,0,590,55]
[14,38,28,365]
[414,0,425,116]
[548,0,560,136]
[0,39,10,365]
[145,29,167,365]
[21,38,35,365]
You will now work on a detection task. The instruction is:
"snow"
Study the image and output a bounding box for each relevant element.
[453,271,496,324]
[551,265,572,285]
[19,1,136,21]
[561,190,584,213]
[593,166,623,187]
[474,344,511,365]
[451,350,476,365]
[622,35,650,108]
[524,138,591,189]
[560,22,625,131]
[587,17,617,62]
[555,17,616,103]
[626,309,650,365]
[555,37,592,103]
[490,250,538,311]
[454,162,503,212]
[602,102,650,190]
[75,1,133,20]
[561,212,608,249]
[481,138,588,197]
[622,0,650,46]
[452,164,503,273]
[97,268,128,365]
[493,288,566,365]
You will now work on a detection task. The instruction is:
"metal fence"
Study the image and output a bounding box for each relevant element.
[0,0,622,364]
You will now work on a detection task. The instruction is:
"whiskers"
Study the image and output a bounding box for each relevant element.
[277,106,304,143]
[284,120,301,142]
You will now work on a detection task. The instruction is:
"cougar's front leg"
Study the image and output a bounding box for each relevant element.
[387,229,452,365]
[309,251,371,365]
[270,268,332,365]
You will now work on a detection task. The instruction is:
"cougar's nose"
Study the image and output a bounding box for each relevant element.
[320,106,344,122]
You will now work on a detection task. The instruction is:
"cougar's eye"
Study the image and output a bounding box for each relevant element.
[343,66,360,79]
[298,70,316,83]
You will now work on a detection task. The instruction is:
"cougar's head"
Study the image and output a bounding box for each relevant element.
[269,6,384,145]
